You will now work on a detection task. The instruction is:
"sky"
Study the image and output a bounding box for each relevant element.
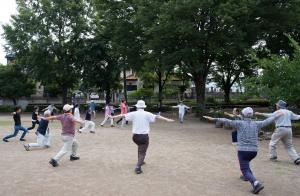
[0,0,17,65]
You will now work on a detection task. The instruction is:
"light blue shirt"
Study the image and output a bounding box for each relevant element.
[262,109,300,127]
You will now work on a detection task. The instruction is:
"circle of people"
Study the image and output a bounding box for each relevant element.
[2,99,300,195]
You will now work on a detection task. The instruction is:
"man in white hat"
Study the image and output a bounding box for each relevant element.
[41,104,84,167]
[204,107,283,194]
[112,100,174,174]
[255,100,300,165]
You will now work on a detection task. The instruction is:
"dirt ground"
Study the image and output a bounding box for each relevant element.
[0,112,300,196]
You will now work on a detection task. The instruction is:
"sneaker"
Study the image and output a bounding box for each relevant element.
[294,158,300,165]
[240,175,248,181]
[135,166,143,174]
[49,159,59,167]
[100,124,104,127]
[23,144,30,151]
[20,138,26,142]
[3,138,9,142]
[90,131,95,134]
[252,182,264,194]
[70,155,80,161]
[111,125,115,127]
[270,157,278,162]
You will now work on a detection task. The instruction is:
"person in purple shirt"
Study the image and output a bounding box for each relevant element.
[100,103,114,127]
[41,104,84,167]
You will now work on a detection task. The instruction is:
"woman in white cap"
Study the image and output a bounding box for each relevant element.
[41,104,84,167]
[112,100,174,174]
[204,107,283,194]
[255,100,300,165]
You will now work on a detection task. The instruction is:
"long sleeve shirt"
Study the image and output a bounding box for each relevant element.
[261,109,300,127]
[216,117,276,152]
[173,104,190,114]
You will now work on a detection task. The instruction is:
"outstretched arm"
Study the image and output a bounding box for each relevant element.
[203,116,237,128]
[40,116,57,121]
[255,112,274,118]
[224,112,235,118]
[291,112,300,120]
[156,115,174,122]
[111,114,125,119]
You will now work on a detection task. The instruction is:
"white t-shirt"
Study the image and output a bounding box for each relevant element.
[125,109,156,134]
[175,104,189,114]
[74,108,80,120]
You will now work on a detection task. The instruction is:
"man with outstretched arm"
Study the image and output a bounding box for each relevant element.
[255,100,300,165]
[112,100,174,174]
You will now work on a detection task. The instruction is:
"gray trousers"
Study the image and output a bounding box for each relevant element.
[269,128,299,161]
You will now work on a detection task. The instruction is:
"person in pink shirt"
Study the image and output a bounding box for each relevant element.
[41,104,84,167]
[116,100,128,127]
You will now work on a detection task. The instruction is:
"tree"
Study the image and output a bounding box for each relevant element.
[2,0,92,104]
[93,0,144,102]
[253,0,300,56]
[142,0,258,108]
[212,52,255,103]
[0,64,35,105]
[80,38,121,104]
[244,37,300,107]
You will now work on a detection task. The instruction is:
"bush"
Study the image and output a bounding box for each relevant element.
[206,96,217,104]
[128,88,154,100]
[0,105,15,113]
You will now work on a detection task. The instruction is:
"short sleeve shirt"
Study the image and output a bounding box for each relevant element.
[125,110,156,134]
[13,113,21,126]
[120,103,127,114]
[56,114,76,137]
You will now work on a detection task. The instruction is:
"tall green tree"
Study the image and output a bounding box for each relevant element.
[244,37,300,107]
[80,38,121,104]
[0,64,35,105]
[142,0,258,108]
[3,0,92,104]
[93,0,143,102]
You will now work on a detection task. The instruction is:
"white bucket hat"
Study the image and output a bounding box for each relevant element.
[63,104,74,112]
[135,100,147,109]
[241,107,253,118]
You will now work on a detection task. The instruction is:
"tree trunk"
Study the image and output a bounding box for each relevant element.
[224,87,231,103]
[224,81,231,103]
[158,71,163,112]
[12,98,17,106]
[123,66,127,102]
[105,88,111,104]
[193,74,206,109]
[61,86,68,104]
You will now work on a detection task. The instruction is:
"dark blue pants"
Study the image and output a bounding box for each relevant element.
[27,120,40,130]
[3,125,28,140]
[238,151,257,187]
[232,131,238,143]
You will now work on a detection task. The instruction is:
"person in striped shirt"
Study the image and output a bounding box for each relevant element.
[204,107,282,194]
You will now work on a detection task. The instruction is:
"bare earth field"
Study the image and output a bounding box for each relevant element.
[0,113,300,196]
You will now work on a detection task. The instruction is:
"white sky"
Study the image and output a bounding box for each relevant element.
[0,0,17,65]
